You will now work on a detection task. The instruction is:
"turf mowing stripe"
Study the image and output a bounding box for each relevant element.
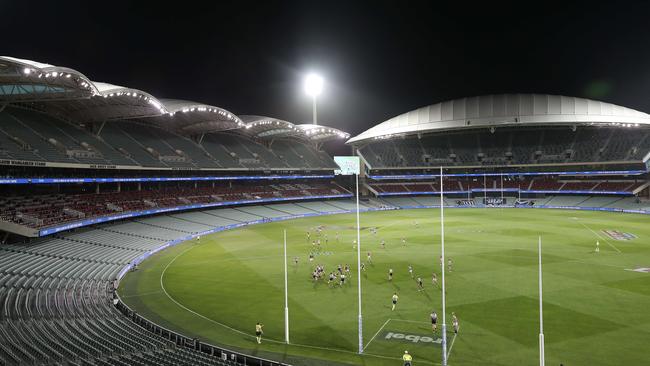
[288,341,440,365]
[159,245,274,342]
[390,318,430,325]
[578,222,622,253]
[364,318,391,350]
[567,259,626,269]
[160,244,438,364]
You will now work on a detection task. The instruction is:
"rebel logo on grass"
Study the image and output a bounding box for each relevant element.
[602,230,637,241]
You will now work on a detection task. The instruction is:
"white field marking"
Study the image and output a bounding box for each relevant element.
[160,247,441,363]
[390,318,430,325]
[364,318,391,350]
[289,341,439,365]
[446,331,458,360]
[160,246,271,342]
[578,222,621,253]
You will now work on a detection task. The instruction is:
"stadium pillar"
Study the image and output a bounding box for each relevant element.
[440,166,448,366]
[356,172,363,354]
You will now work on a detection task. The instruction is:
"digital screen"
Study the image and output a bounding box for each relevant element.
[334,156,360,175]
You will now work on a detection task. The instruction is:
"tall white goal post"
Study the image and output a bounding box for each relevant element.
[440,166,448,366]
[539,236,545,366]
[283,229,289,344]
[333,156,363,354]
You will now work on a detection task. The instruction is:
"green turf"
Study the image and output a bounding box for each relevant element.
[118,208,650,365]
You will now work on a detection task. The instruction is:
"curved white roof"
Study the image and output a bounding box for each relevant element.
[296,124,351,141]
[240,115,301,139]
[238,116,350,142]
[154,99,244,134]
[0,56,350,141]
[348,94,650,144]
[0,56,98,100]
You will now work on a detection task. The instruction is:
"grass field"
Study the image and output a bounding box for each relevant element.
[118,208,650,365]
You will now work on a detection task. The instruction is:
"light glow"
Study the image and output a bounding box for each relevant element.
[304,73,323,97]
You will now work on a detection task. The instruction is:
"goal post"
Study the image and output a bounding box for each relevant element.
[334,156,364,354]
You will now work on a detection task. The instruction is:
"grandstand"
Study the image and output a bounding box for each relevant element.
[0,56,356,366]
[347,94,650,210]
[2,57,650,366]
[0,57,348,171]
[350,94,650,169]
[0,200,379,366]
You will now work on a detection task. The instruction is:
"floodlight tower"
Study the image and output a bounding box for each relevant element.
[304,73,323,125]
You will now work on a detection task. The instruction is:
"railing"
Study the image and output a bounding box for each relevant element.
[114,298,290,366]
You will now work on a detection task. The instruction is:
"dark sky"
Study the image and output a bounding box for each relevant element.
[3,1,650,137]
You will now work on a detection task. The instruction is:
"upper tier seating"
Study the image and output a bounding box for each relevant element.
[369,177,647,195]
[0,107,335,170]
[360,126,650,168]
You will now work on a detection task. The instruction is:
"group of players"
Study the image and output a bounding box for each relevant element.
[309,263,353,286]
[303,223,460,336]
[429,310,460,334]
[254,222,463,346]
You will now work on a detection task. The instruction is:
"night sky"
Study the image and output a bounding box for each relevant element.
[3,1,650,137]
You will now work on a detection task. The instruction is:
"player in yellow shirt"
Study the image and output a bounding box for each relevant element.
[402,350,413,365]
[255,322,264,344]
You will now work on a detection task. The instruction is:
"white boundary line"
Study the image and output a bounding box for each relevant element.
[364,318,391,350]
[366,318,453,364]
[578,222,621,253]
[446,332,458,360]
[160,245,265,341]
[160,246,440,364]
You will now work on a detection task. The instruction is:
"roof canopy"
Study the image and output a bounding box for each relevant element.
[240,115,302,139]
[348,94,650,144]
[0,56,349,142]
[239,116,350,142]
[0,56,97,102]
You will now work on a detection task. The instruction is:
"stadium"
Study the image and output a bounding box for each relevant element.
[1,54,650,366]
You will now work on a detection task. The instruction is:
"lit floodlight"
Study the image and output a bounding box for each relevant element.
[304,73,323,97]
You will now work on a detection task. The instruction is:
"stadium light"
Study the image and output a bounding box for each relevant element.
[304,73,323,125]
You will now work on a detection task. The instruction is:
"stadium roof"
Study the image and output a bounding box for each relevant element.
[240,115,350,141]
[0,56,97,101]
[347,94,650,144]
[0,56,349,142]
